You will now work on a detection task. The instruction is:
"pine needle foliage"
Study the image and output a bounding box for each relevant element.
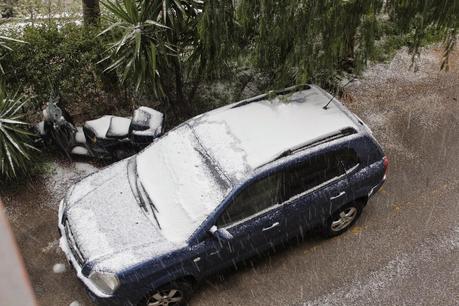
[385,0,459,71]
[236,0,457,87]
[190,0,237,79]
[237,0,384,87]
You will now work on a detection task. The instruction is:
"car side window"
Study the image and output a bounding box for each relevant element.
[281,149,349,202]
[217,173,282,228]
[337,148,360,171]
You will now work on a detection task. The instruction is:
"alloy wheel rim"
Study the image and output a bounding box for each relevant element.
[147,289,183,306]
[331,207,357,232]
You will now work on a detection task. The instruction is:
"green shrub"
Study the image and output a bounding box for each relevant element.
[0,22,128,121]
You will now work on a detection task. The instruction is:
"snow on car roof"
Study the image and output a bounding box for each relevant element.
[190,85,359,181]
[136,86,358,244]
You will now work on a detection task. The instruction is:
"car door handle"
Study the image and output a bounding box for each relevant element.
[330,191,346,200]
[262,222,280,232]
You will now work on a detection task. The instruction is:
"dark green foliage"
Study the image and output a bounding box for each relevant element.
[0,0,16,18]
[0,34,24,73]
[0,22,122,117]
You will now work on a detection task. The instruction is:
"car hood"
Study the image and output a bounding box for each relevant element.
[63,158,176,269]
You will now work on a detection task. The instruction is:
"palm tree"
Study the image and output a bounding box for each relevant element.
[0,35,37,182]
[99,0,202,116]
[0,85,38,181]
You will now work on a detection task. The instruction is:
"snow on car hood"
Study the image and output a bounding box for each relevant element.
[64,158,175,268]
[136,124,231,245]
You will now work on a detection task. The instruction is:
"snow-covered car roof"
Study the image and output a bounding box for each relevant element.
[135,85,360,244]
[189,85,359,181]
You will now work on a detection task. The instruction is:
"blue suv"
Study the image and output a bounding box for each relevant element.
[58,85,387,305]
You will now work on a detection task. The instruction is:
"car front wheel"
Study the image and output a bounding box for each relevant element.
[321,201,364,238]
[140,281,193,306]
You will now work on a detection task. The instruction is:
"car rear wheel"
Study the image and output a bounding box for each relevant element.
[140,281,193,306]
[321,201,364,238]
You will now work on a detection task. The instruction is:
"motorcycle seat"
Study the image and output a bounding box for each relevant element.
[84,116,131,140]
[75,127,86,144]
[130,107,164,138]
[106,116,132,139]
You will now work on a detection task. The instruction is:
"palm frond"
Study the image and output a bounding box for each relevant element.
[99,0,200,96]
[0,85,38,181]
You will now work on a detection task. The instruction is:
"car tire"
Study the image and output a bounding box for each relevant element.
[321,200,364,238]
[139,281,194,306]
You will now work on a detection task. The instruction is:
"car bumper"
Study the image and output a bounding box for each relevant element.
[58,200,113,298]
[368,175,386,198]
[58,200,145,305]
[85,290,136,306]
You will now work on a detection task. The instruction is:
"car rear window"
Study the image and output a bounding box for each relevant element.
[337,148,360,170]
[281,148,358,201]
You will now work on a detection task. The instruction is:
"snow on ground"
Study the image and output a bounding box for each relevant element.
[44,160,98,210]
[344,45,459,162]
[303,226,459,306]
[0,14,83,32]
[52,263,66,274]
[360,47,439,83]
[0,19,82,32]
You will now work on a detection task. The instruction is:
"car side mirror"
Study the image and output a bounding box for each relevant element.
[209,225,233,241]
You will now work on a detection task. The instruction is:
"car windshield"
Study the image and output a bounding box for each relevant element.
[135,124,231,244]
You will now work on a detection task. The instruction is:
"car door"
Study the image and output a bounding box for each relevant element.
[280,148,353,238]
[198,171,286,273]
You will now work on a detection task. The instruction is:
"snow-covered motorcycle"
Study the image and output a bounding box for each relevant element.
[35,95,164,160]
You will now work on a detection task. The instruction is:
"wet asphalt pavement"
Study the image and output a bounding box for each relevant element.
[1,46,458,306]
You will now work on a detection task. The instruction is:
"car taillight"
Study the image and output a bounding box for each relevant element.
[383,156,389,174]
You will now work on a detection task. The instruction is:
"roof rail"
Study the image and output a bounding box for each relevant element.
[231,84,311,109]
[256,127,357,169]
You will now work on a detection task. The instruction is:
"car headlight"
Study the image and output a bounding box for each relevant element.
[88,271,120,295]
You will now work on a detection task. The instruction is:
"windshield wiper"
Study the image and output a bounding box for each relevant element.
[127,158,161,229]
[137,180,161,229]
[127,158,146,211]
